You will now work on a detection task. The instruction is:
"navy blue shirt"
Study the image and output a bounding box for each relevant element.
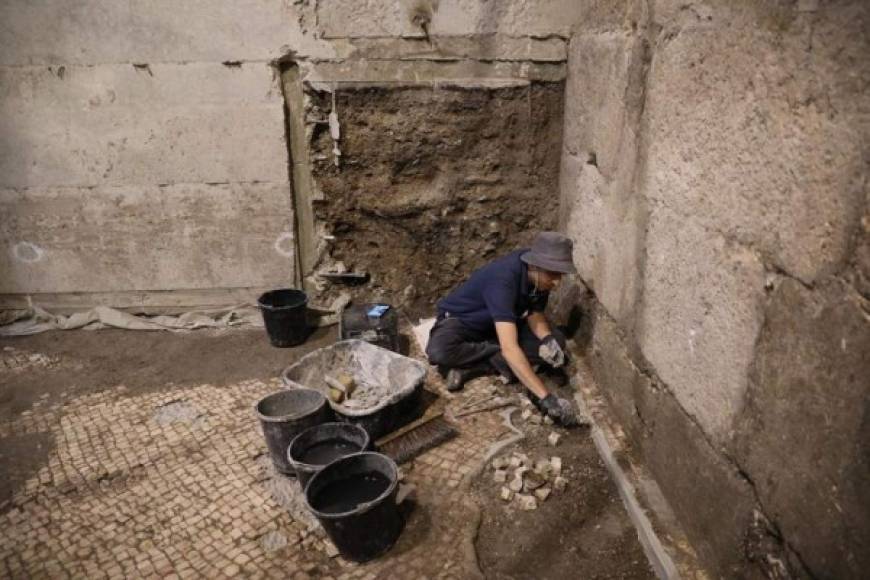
[437,249,549,334]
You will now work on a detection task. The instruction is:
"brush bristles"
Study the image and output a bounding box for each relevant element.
[381,417,458,464]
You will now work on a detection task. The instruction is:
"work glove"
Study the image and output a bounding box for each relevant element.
[538,334,566,368]
[540,394,578,427]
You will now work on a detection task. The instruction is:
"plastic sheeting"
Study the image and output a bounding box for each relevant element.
[0,305,263,336]
[0,293,352,337]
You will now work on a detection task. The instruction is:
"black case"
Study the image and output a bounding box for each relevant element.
[339,303,400,352]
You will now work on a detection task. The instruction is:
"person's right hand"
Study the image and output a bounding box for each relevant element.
[540,394,578,426]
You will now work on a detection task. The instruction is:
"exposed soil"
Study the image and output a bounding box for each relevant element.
[307,83,564,316]
[473,413,655,580]
[0,326,337,508]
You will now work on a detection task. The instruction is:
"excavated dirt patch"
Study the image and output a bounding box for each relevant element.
[308,83,563,315]
[473,420,655,580]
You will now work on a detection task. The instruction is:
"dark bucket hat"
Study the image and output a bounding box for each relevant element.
[520,231,577,275]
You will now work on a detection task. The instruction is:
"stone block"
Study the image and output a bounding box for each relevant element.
[639,206,766,442]
[587,305,650,441]
[563,32,645,182]
[639,383,757,577]
[563,158,645,325]
[0,182,295,294]
[0,63,288,189]
[561,32,647,324]
[642,2,869,283]
[316,0,587,39]
[0,0,302,65]
[734,279,870,579]
[534,487,551,502]
[500,487,513,502]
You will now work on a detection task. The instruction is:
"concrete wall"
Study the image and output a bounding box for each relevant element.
[0,0,579,311]
[561,1,869,578]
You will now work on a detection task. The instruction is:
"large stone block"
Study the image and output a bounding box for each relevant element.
[0,63,288,188]
[734,279,870,579]
[563,157,644,325]
[563,32,645,184]
[639,206,766,443]
[561,32,647,324]
[316,0,587,39]
[640,385,758,577]
[587,300,758,577]
[0,182,295,294]
[0,0,300,65]
[643,1,869,283]
[587,304,651,442]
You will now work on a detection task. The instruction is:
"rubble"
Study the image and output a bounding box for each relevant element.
[548,432,561,446]
[492,450,570,509]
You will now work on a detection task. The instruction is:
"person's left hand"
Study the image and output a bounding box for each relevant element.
[539,334,565,368]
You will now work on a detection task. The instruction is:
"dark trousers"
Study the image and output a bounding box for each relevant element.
[425,316,566,371]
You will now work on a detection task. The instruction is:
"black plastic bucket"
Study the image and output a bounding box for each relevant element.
[304,452,403,562]
[255,389,332,475]
[258,289,309,347]
[287,422,372,489]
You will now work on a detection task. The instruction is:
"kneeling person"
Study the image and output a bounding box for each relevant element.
[426,231,579,426]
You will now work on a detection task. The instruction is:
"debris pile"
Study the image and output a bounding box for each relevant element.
[490,451,568,511]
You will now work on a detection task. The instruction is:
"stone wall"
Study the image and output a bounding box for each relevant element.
[561,1,869,578]
[0,0,579,311]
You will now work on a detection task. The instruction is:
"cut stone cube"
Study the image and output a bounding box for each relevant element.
[508,476,524,493]
[493,470,508,483]
[553,476,567,492]
[548,432,562,446]
[543,416,554,426]
[500,487,514,502]
[523,474,545,492]
[509,456,522,468]
[550,457,562,476]
[534,458,552,477]
[535,487,552,502]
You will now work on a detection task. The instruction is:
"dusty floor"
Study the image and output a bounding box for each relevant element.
[0,326,654,579]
